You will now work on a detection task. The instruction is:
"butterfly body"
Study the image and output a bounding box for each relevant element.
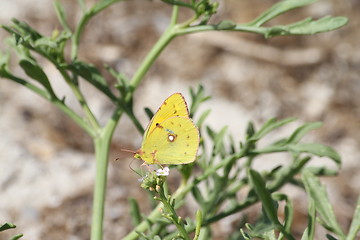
[135,93,199,165]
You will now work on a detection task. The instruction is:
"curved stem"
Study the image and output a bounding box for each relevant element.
[53,98,96,138]
[1,72,96,137]
[71,11,90,60]
[127,29,175,94]
[174,24,268,36]
[71,0,125,60]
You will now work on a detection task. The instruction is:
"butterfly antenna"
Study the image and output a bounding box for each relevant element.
[121,148,137,154]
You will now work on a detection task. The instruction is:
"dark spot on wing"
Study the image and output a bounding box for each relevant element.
[167,134,177,142]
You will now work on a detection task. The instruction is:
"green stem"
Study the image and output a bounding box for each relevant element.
[71,11,90,60]
[1,72,96,137]
[58,69,101,131]
[53,98,96,138]
[91,137,109,240]
[127,10,178,101]
[158,188,190,240]
[174,24,269,36]
[170,5,179,25]
[71,0,124,60]
[90,109,122,240]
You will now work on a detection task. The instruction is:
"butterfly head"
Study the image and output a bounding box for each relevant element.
[134,149,144,160]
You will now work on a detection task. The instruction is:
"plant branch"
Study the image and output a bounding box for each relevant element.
[1,71,96,137]
[57,69,101,132]
[71,0,124,60]
[126,16,177,102]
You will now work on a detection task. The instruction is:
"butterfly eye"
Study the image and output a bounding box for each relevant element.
[167,134,177,142]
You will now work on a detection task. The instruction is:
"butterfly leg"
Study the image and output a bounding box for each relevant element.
[150,150,165,169]
[140,162,152,172]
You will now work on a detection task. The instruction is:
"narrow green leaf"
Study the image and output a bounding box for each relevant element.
[286,122,323,144]
[248,169,281,228]
[0,50,10,71]
[144,107,154,121]
[63,61,116,101]
[213,126,228,154]
[189,85,211,117]
[54,0,71,32]
[290,143,341,167]
[0,223,16,231]
[326,234,338,240]
[178,162,194,182]
[286,16,348,35]
[196,109,211,129]
[240,228,251,240]
[206,126,215,142]
[161,0,194,9]
[105,64,130,97]
[249,118,296,142]
[302,171,345,238]
[11,18,42,41]
[268,156,311,191]
[265,16,348,38]
[194,210,202,240]
[34,37,57,49]
[128,198,142,227]
[192,186,205,206]
[246,121,255,139]
[346,195,360,240]
[303,166,338,176]
[301,194,315,240]
[272,193,293,233]
[247,0,318,27]
[92,0,123,15]
[0,24,16,35]
[19,59,55,96]
[10,234,23,240]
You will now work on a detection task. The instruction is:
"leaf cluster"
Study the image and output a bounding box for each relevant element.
[123,87,359,240]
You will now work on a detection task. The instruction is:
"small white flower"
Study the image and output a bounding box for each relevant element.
[138,173,149,182]
[156,167,170,176]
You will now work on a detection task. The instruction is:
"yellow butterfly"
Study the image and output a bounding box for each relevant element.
[134,93,200,165]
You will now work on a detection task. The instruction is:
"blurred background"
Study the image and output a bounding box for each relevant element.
[0,0,358,239]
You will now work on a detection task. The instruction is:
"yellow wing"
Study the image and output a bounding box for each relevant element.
[143,93,189,139]
[136,116,200,165]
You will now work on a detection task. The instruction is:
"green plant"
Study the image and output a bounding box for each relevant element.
[0,0,353,240]
[0,223,23,240]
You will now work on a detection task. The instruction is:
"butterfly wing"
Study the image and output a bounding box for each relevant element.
[138,116,200,165]
[143,93,190,139]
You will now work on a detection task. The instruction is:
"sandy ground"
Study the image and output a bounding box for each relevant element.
[0,0,359,239]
